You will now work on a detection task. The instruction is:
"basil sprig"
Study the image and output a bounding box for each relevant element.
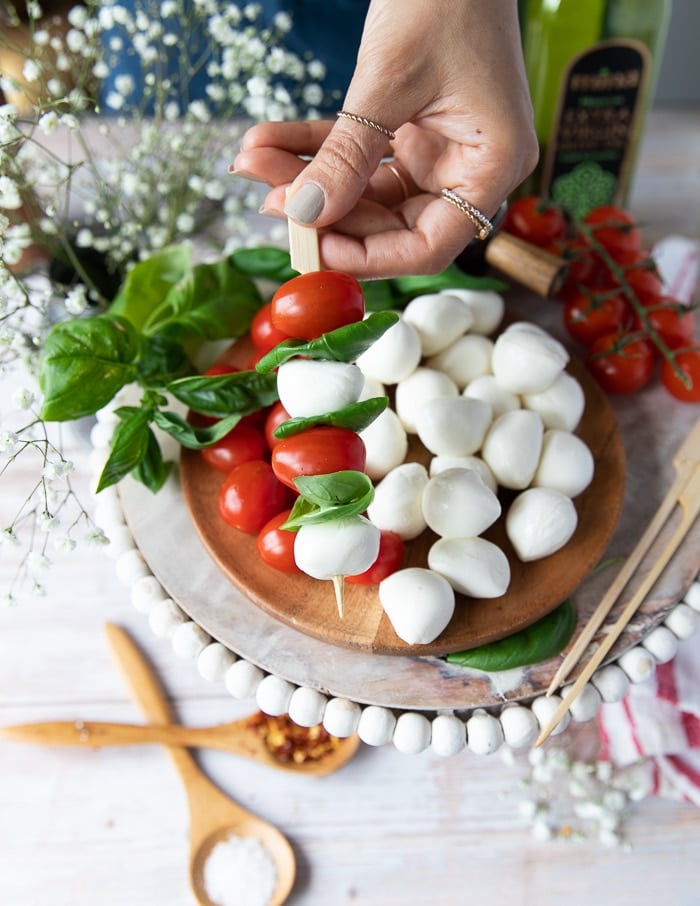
[360,263,507,312]
[445,599,576,672]
[281,470,374,529]
[273,396,387,440]
[255,311,399,372]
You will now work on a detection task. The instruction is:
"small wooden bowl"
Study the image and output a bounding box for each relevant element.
[181,344,625,657]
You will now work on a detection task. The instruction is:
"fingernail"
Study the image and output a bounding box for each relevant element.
[228,165,263,181]
[258,204,285,219]
[284,183,325,224]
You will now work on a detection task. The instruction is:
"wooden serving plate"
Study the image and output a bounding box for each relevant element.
[180,334,625,657]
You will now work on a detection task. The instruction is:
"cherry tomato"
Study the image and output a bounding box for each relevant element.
[562,289,630,346]
[218,460,292,534]
[503,196,567,247]
[605,248,664,301]
[250,302,291,354]
[264,401,290,449]
[205,362,239,376]
[586,332,655,394]
[633,294,696,351]
[256,509,301,574]
[661,349,700,402]
[346,531,404,585]
[199,362,267,430]
[201,422,267,473]
[550,236,602,297]
[271,426,366,490]
[583,205,642,259]
[271,270,365,340]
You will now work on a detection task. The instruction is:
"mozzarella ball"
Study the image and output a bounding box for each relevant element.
[505,487,578,561]
[415,396,492,457]
[355,316,422,384]
[359,407,409,481]
[463,374,520,420]
[358,375,386,401]
[428,536,511,598]
[440,288,505,335]
[521,370,586,432]
[429,454,498,494]
[276,358,363,417]
[402,292,473,355]
[379,567,455,644]
[533,429,594,497]
[367,462,429,540]
[426,334,494,389]
[394,367,458,433]
[294,515,380,579]
[422,468,501,538]
[481,409,544,489]
[491,322,569,393]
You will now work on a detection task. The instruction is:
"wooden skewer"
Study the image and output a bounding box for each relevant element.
[546,417,700,695]
[535,462,700,748]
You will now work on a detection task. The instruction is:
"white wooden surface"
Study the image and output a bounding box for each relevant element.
[1,108,700,906]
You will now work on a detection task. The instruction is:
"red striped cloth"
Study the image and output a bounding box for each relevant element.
[598,632,700,805]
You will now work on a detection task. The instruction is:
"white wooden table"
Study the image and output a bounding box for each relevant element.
[1,108,699,906]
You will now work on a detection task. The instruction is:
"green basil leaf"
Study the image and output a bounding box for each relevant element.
[273,396,388,440]
[166,370,278,417]
[256,311,399,372]
[39,314,140,421]
[137,332,195,387]
[359,279,396,313]
[230,246,296,282]
[391,265,508,298]
[152,409,242,448]
[145,259,262,340]
[445,599,577,672]
[108,245,192,329]
[133,427,173,493]
[95,406,153,492]
[282,470,375,528]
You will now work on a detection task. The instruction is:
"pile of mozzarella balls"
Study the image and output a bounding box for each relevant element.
[353,289,594,647]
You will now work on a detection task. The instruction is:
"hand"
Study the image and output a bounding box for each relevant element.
[232,0,538,279]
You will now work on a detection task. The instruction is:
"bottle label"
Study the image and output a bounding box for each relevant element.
[541,39,651,217]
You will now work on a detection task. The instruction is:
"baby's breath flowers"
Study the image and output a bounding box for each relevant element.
[0,0,329,600]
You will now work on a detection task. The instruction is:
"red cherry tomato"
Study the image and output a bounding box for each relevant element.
[633,294,696,351]
[502,196,567,247]
[586,332,655,394]
[264,401,290,449]
[218,460,292,534]
[205,363,239,376]
[583,205,642,259]
[550,236,602,297]
[661,349,700,402]
[250,302,291,354]
[256,509,301,574]
[271,270,365,340]
[346,531,404,585]
[271,426,366,490]
[562,289,630,346]
[201,422,268,473]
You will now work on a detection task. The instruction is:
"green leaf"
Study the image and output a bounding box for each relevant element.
[133,427,173,493]
[39,315,140,421]
[108,245,192,330]
[95,405,153,492]
[230,246,296,282]
[445,600,577,672]
[391,265,508,298]
[152,409,243,449]
[137,332,195,387]
[273,396,388,439]
[255,311,399,372]
[282,470,375,528]
[166,370,278,418]
[359,279,396,313]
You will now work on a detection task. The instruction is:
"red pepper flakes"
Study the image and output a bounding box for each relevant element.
[245,711,341,764]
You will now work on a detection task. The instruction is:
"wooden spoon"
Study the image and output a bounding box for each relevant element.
[104,623,296,906]
[0,714,360,776]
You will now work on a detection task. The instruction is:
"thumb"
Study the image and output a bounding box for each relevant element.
[283,111,399,228]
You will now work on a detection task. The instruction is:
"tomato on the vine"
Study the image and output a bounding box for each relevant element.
[633,294,696,351]
[502,196,567,247]
[346,531,404,585]
[218,460,292,534]
[583,205,641,259]
[271,426,366,490]
[550,236,602,297]
[250,302,291,354]
[201,422,267,473]
[586,332,655,394]
[256,509,301,574]
[661,349,700,402]
[562,289,630,346]
[270,270,365,340]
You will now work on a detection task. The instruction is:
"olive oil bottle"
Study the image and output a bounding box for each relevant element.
[518,0,671,216]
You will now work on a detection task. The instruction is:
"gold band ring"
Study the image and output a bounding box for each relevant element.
[337,110,396,140]
[381,161,411,202]
[440,188,493,241]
